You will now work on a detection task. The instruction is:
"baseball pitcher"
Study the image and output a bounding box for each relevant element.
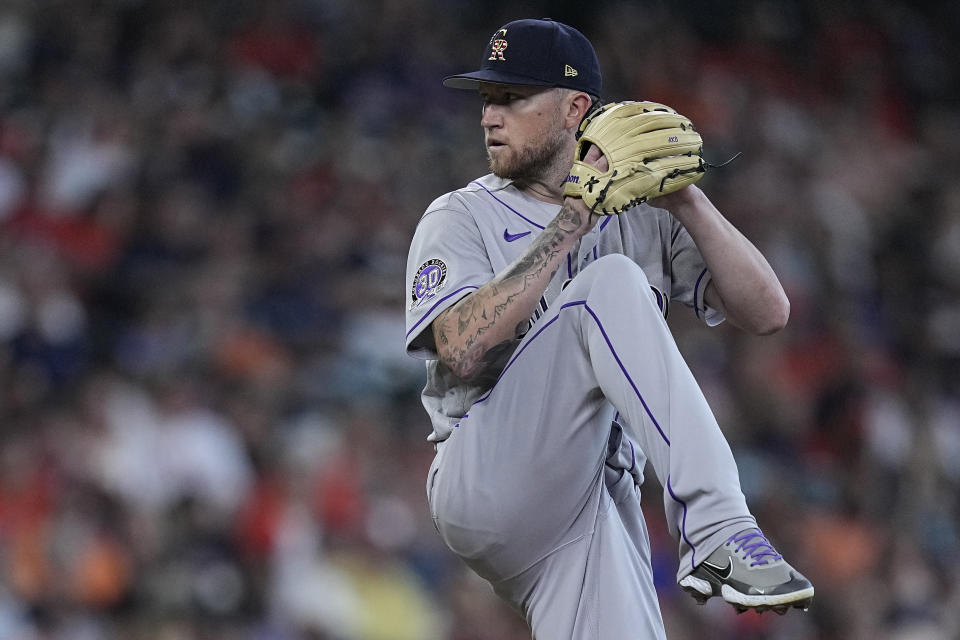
[405,18,813,639]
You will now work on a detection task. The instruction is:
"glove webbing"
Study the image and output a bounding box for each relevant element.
[658,159,705,192]
[590,154,705,216]
[590,149,742,215]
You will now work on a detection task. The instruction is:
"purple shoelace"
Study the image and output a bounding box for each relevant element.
[727,529,784,566]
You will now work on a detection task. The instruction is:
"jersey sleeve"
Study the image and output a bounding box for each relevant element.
[669,220,724,326]
[405,202,494,359]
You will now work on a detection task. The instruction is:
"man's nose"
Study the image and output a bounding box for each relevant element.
[481,103,502,128]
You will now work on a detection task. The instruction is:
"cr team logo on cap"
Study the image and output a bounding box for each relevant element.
[442,19,602,98]
[488,28,508,61]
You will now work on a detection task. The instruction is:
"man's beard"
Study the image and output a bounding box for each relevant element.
[488,126,567,184]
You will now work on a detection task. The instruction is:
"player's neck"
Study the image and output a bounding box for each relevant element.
[519,180,564,204]
[514,156,574,204]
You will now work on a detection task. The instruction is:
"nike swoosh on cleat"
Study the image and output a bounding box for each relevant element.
[504,229,532,242]
[701,557,734,580]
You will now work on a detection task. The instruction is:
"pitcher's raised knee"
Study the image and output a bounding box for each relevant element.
[567,254,651,297]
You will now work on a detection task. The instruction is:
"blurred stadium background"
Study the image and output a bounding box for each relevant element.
[0,0,958,638]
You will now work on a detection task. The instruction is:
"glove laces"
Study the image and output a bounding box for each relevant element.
[728,529,783,566]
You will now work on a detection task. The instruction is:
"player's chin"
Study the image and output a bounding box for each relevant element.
[487,153,511,177]
[490,149,523,175]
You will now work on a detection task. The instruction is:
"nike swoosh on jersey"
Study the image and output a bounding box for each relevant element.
[701,556,734,580]
[503,229,532,242]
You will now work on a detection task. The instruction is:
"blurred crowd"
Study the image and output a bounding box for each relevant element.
[0,0,957,638]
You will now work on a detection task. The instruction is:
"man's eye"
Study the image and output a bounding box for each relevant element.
[480,92,523,106]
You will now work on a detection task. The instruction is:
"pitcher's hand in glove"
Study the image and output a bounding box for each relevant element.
[563,101,705,215]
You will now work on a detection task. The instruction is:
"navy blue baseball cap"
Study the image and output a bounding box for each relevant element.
[443,19,602,98]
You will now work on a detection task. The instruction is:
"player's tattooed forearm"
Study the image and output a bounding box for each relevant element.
[555,200,588,233]
[435,208,580,379]
[436,281,530,379]
[451,240,555,337]
[455,294,485,335]
[502,224,568,284]
[453,283,525,339]
[444,335,519,385]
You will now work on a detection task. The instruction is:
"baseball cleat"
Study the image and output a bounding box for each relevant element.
[679,528,814,614]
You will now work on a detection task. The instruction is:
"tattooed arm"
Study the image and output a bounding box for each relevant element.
[432,198,598,384]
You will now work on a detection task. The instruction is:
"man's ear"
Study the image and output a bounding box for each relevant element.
[564,91,594,130]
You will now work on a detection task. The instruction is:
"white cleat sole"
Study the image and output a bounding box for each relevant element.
[720,584,815,607]
[680,575,815,613]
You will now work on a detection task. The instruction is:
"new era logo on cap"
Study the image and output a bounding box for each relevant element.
[443,18,602,98]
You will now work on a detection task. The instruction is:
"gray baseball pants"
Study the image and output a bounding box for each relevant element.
[427,254,756,639]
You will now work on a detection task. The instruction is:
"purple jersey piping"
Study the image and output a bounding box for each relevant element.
[667,475,698,569]
[671,225,682,245]
[471,180,546,230]
[405,285,479,340]
[693,268,708,320]
[581,301,670,445]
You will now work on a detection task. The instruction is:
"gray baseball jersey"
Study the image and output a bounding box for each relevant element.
[405,173,721,442]
[405,173,755,639]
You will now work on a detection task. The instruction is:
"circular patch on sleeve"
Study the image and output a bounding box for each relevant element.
[410,259,448,310]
